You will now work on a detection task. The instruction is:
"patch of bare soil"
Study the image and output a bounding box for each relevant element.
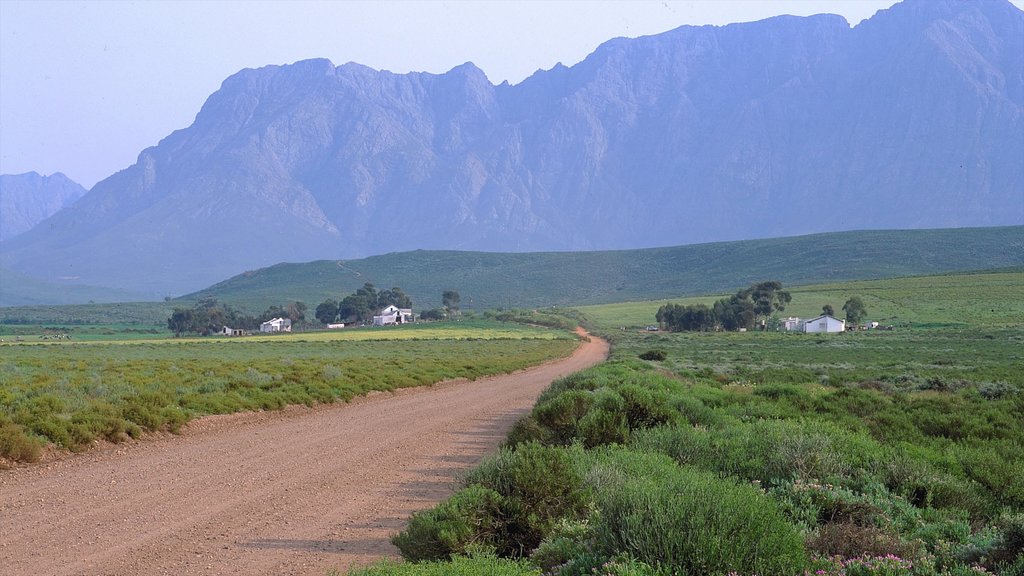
[0,330,608,576]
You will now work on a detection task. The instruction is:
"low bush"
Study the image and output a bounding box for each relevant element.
[637,349,666,361]
[592,455,807,575]
[392,485,505,562]
[0,416,42,463]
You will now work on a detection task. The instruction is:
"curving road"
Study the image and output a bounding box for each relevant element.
[0,331,608,576]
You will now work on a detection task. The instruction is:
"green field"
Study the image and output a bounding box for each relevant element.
[0,321,578,463]
[577,271,1024,330]
[369,272,1024,576]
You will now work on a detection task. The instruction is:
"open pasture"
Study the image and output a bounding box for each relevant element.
[0,321,578,463]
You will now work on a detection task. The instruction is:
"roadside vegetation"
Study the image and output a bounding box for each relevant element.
[0,321,577,464]
[368,272,1024,576]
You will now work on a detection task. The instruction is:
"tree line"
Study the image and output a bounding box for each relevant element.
[314,283,412,325]
[657,280,792,332]
[656,281,868,332]
[312,284,461,325]
[167,298,306,337]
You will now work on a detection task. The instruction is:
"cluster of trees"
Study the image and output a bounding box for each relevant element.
[657,281,871,333]
[167,298,306,337]
[314,283,413,325]
[657,281,791,332]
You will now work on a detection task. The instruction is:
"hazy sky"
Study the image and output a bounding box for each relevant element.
[4,0,1011,189]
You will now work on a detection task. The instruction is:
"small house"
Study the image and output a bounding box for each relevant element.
[802,314,845,334]
[221,326,245,337]
[373,305,414,326]
[260,317,292,333]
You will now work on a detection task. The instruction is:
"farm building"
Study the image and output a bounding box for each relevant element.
[373,305,414,326]
[781,317,803,331]
[802,314,845,333]
[220,326,245,337]
[260,317,292,333]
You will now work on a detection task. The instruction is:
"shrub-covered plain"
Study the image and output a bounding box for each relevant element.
[382,312,1023,574]
[0,322,577,463]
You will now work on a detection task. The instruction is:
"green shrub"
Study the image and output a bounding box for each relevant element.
[590,451,807,575]
[579,407,630,448]
[465,443,590,556]
[534,391,593,445]
[505,416,550,447]
[0,416,42,463]
[391,485,505,562]
[637,350,666,362]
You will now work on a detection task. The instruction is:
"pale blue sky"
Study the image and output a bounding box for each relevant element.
[3,0,1015,189]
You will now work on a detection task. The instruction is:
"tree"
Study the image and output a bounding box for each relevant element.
[286,301,307,323]
[315,299,340,325]
[822,304,835,316]
[843,297,867,325]
[378,287,412,309]
[443,290,461,316]
[338,294,373,323]
[167,308,195,337]
[743,281,791,328]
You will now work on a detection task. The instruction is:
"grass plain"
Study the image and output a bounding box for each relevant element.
[0,320,577,463]
[577,271,1024,330]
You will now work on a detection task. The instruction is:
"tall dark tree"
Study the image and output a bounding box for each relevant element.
[167,308,195,337]
[443,290,461,315]
[378,287,412,309]
[843,297,867,325]
[315,299,340,324]
[743,281,791,328]
[822,304,835,316]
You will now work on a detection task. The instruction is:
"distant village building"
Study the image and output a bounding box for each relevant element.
[781,317,803,331]
[260,317,292,333]
[802,314,845,333]
[373,305,414,326]
[221,326,245,337]
[327,323,346,329]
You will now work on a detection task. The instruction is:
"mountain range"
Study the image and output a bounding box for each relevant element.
[1,0,1021,300]
[0,172,86,242]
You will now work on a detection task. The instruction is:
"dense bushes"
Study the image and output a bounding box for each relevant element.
[386,342,1022,575]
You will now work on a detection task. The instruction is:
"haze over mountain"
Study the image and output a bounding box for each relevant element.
[2,0,1021,298]
[0,172,86,242]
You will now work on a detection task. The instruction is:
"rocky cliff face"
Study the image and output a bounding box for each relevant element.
[0,172,87,242]
[3,0,1021,296]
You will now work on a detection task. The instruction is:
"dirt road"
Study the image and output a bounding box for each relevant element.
[0,331,608,576]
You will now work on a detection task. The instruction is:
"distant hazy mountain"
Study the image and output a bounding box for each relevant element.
[2,0,1021,296]
[0,172,87,242]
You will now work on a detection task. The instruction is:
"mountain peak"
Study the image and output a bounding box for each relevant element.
[2,0,1021,296]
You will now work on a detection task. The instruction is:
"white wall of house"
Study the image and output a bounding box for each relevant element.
[803,314,845,333]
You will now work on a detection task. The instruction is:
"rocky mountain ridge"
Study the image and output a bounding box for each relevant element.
[2,0,1021,297]
[0,172,87,242]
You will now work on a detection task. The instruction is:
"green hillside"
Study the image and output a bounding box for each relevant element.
[184,226,1024,313]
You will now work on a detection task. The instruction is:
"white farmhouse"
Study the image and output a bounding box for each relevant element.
[802,314,845,333]
[373,305,414,326]
[260,317,292,333]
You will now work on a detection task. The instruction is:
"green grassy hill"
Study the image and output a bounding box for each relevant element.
[184,226,1023,313]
